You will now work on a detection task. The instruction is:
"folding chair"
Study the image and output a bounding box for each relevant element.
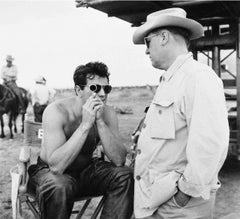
[10,119,105,219]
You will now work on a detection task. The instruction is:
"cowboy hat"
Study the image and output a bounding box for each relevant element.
[35,75,46,84]
[6,55,14,61]
[133,8,204,44]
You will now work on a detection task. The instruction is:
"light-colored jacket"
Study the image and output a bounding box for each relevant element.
[30,83,54,105]
[1,65,18,82]
[134,53,229,218]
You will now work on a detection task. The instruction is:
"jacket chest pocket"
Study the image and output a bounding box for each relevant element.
[149,99,175,139]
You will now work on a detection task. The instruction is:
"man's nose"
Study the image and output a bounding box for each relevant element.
[145,47,149,55]
[98,87,106,96]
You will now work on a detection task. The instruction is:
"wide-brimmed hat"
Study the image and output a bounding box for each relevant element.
[6,55,14,61]
[35,75,46,84]
[133,8,204,44]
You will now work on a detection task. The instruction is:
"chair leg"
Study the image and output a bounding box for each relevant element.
[75,199,92,219]
[18,198,23,217]
[91,196,105,219]
[25,197,40,219]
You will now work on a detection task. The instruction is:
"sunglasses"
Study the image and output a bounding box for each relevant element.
[81,84,112,94]
[144,32,162,49]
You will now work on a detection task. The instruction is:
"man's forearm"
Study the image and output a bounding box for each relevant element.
[47,124,91,174]
[96,119,126,166]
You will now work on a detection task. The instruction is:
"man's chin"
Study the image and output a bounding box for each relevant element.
[101,99,107,104]
[151,62,158,69]
[152,62,162,70]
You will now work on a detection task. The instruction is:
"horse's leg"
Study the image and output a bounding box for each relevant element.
[8,113,13,139]
[14,114,17,133]
[21,113,25,133]
[0,116,5,138]
[18,88,28,133]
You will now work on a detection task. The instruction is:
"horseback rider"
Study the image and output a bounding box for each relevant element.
[1,55,25,113]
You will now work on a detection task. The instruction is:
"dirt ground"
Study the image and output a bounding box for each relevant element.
[0,87,240,219]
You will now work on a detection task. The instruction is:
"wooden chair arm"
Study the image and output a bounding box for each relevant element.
[18,163,28,194]
[18,146,31,194]
[19,146,31,163]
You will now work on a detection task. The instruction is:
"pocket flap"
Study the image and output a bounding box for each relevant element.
[149,99,175,139]
[153,99,174,107]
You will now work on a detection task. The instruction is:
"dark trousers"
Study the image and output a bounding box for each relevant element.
[33,103,47,122]
[28,157,134,219]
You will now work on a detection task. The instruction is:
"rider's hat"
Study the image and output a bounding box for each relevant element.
[6,55,14,62]
[35,75,46,84]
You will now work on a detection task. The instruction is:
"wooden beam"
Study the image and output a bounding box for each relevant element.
[191,34,236,50]
[236,18,240,159]
[223,79,236,87]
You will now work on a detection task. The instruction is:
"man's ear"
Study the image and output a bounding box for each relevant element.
[74,85,81,96]
[161,30,169,45]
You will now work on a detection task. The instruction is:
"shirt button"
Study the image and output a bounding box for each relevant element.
[137,149,141,154]
[158,110,162,114]
[142,123,146,129]
[136,175,141,180]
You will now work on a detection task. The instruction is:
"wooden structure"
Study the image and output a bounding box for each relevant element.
[76,0,240,159]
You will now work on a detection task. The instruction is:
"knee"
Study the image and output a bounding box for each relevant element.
[110,166,134,189]
[39,174,76,199]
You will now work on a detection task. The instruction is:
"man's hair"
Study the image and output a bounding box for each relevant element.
[152,26,190,47]
[73,62,110,89]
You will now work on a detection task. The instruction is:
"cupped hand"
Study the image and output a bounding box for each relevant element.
[82,93,103,128]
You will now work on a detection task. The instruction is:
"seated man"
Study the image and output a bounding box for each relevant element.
[1,55,25,113]
[28,62,134,219]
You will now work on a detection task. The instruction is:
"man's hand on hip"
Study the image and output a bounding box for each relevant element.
[173,189,191,207]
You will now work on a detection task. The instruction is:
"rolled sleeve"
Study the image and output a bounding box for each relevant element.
[13,66,18,80]
[179,70,229,199]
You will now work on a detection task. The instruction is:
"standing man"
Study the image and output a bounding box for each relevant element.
[132,8,229,219]
[28,62,133,219]
[1,55,25,113]
[31,75,54,122]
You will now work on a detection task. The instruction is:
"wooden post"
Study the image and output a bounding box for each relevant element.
[192,49,198,60]
[212,25,221,77]
[212,46,221,76]
[236,18,240,159]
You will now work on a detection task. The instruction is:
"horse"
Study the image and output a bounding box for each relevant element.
[0,84,30,138]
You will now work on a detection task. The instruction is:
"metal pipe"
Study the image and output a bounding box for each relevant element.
[221,49,235,63]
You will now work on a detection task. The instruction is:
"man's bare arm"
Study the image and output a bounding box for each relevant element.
[96,106,127,166]
[41,96,98,174]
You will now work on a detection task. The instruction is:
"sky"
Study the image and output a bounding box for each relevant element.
[0,0,161,89]
[0,0,236,90]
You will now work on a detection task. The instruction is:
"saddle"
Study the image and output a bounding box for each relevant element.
[0,84,15,104]
[3,82,26,113]
[3,81,18,96]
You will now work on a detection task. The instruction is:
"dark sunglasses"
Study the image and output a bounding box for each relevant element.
[144,32,162,49]
[81,84,112,94]
[144,37,151,49]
